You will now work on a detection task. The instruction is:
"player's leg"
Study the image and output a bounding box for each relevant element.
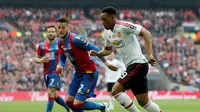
[107,83,115,110]
[73,71,106,112]
[112,82,140,112]
[111,64,147,112]
[66,73,80,110]
[135,93,162,112]
[131,63,162,112]
[53,75,71,111]
[44,75,55,112]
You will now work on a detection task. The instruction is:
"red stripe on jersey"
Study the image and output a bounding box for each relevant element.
[116,20,131,27]
[37,44,42,56]
[44,41,50,75]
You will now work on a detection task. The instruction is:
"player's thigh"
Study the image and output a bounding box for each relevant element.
[75,71,98,101]
[68,72,80,97]
[45,74,59,89]
[66,95,75,102]
[47,88,57,98]
[130,63,149,95]
[117,63,148,92]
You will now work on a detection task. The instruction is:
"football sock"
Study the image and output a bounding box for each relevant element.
[143,100,162,112]
[55,96,70,110]
[46,97,54,112]
[114,92,140,112]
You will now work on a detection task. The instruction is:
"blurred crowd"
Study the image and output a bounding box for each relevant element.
[0,7,199,92]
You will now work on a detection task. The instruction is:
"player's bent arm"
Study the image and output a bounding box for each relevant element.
[58,54,67,68]
[139,27,153,56]
[97,46,113,57]
[34,56,43,64]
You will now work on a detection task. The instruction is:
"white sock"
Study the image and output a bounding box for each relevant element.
[114,92,140,112]
[108,95,114,109]
[143,100,162,112]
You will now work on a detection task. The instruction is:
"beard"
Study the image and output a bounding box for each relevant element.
[48,35,56,41]
[60,33,68,39]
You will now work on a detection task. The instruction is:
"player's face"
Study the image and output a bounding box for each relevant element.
[57,22,69,38]
[100,13,115,30]
[46,27,57,41]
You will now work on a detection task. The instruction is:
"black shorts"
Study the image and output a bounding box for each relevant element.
[117,63,149,95]
[107,82,115,92]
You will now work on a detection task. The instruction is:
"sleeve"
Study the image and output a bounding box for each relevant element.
[58,54,67,67]
[58,39,67,67]
[104,30,113,47]
[72,35,101,52]
[125,22,142,36]
[36,44,42,57]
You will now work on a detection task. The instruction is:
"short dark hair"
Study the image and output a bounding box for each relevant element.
[57,17,70,24]
[101,6,117,15]
[46,25,56,31]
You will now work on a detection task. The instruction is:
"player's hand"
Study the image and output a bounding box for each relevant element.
[41,56,50,63]
[90,50,98,57]
[148,53,156,67]
[56,65,63,73]
[107,64,119,71]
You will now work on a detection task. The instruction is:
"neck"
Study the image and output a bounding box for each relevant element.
[47,39,54,44]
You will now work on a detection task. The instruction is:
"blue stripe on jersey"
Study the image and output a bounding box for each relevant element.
[62,33,80,70]
[49,40,58,72]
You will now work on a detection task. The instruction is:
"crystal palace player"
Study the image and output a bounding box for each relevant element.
[34,25,72,112]
[91,6,162,112]
[56,18,117,112]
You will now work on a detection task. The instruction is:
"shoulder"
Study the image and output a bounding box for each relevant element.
[39,41,46,48]
[116,20,140,29]
[72,34,86,43]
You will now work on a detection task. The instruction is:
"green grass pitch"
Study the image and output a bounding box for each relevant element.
[0,100,199,112]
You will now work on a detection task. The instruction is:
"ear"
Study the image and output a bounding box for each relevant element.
[111,15,116,20]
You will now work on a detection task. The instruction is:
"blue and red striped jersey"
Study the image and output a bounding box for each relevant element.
[37,39,60,75]
[58,32,101,74]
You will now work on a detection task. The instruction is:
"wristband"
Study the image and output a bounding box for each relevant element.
[104,61,110,66]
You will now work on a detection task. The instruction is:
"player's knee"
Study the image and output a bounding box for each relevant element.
[137,99,149,107]
[47,88,57,98]
[111,82,125,96]
[111,88,122,96]
[73,103,84,110]
[111,89,118,96]
[135,93,149,106]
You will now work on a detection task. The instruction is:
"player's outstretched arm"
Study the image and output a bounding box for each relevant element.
[34,55,50,64]
[72,35,118,71]
[97,46,113,57]
[56,53,67,73]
